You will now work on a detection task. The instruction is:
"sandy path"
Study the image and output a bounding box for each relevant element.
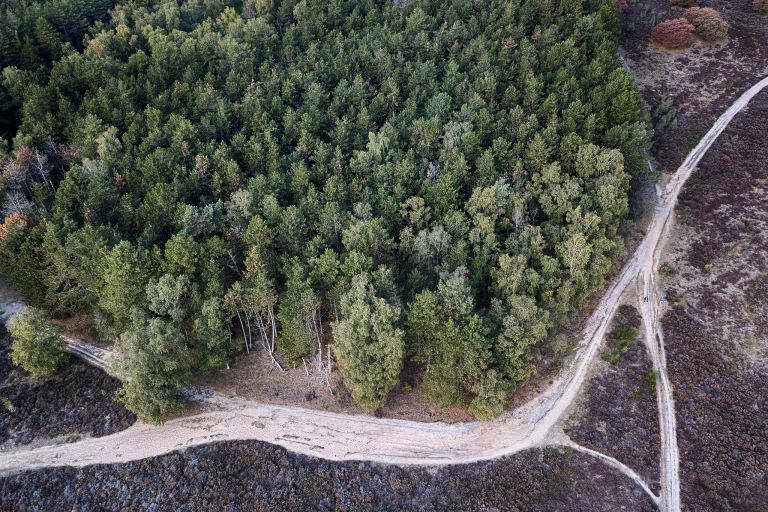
[635,75,768,512]
[2,77,767,512]
[0,247,645,472]
[558,436,660,507]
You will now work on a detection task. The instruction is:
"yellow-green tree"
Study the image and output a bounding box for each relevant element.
[8,307,66,378]
[335,272,404,410]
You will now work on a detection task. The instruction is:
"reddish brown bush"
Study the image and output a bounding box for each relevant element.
[651,18,695,49]
[0,212,28,242]
[684,7,730,41]
[754,0,768,13]
[671,0,699,7]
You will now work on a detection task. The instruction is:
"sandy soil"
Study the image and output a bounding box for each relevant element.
[194,350,475,424]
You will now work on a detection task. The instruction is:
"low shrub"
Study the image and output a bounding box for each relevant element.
[612,324,639,342]
[651,18,695,49]
[684,7,730,41]
[601,339,629,364]
[645,369,658,395]
[671,0,698,7]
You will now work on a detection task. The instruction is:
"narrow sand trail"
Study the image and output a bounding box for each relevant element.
[558,436,660,507]
[634,75,768,512]
[2,77,767,512]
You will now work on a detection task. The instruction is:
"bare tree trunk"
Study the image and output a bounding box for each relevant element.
[236,311,249,354]
[227,252,243,276]
[256,307,284,372]
[324,343,333,393]
[318,313,324,369]
[268,306,277,354]
[254,311,268,351]
[245,314,254,351]
[311,309,323,370]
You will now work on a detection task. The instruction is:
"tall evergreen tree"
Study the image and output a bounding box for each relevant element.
[335,273,404,410]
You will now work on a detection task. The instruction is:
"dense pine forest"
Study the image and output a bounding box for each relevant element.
[0,0,649,422]
[0,0,118,138]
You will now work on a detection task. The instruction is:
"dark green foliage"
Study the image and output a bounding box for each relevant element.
[194,296,230,372]
[612,324,639,342]
[407,269,501,417]
[8,308,67,378]
[277,265,321,362]
[0,224,49,306]
[116,308,192,424]
[97,241,150,332]
[0,0,114,70]
[0,0,116,138]
[0,0,649,417]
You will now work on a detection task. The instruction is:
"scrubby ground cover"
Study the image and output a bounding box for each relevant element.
[0,441,657,511]
[564,304,661,493]
[621,0,768,172]
[661,90,768,510]
[0,328,135,448]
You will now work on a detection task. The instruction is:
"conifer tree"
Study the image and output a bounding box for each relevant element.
[335,273,404,410]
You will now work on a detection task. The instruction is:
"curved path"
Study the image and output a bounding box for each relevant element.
[2,77,767,512]
[559,437,660,508]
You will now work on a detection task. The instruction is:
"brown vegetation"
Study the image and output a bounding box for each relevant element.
[621,0,768,174]
[664,91,768,511]
[754,0,768,13]
[0,213,28,242]
[651,18,695,48]
[671,0,698,7]
[683,7,730,41]
[0,443,658,511]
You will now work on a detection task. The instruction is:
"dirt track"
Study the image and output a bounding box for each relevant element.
[2,76,767,512]
[637,75,768,512]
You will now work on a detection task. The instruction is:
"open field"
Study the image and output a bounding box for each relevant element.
[0,442,656,512]
[660,89,768,511]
